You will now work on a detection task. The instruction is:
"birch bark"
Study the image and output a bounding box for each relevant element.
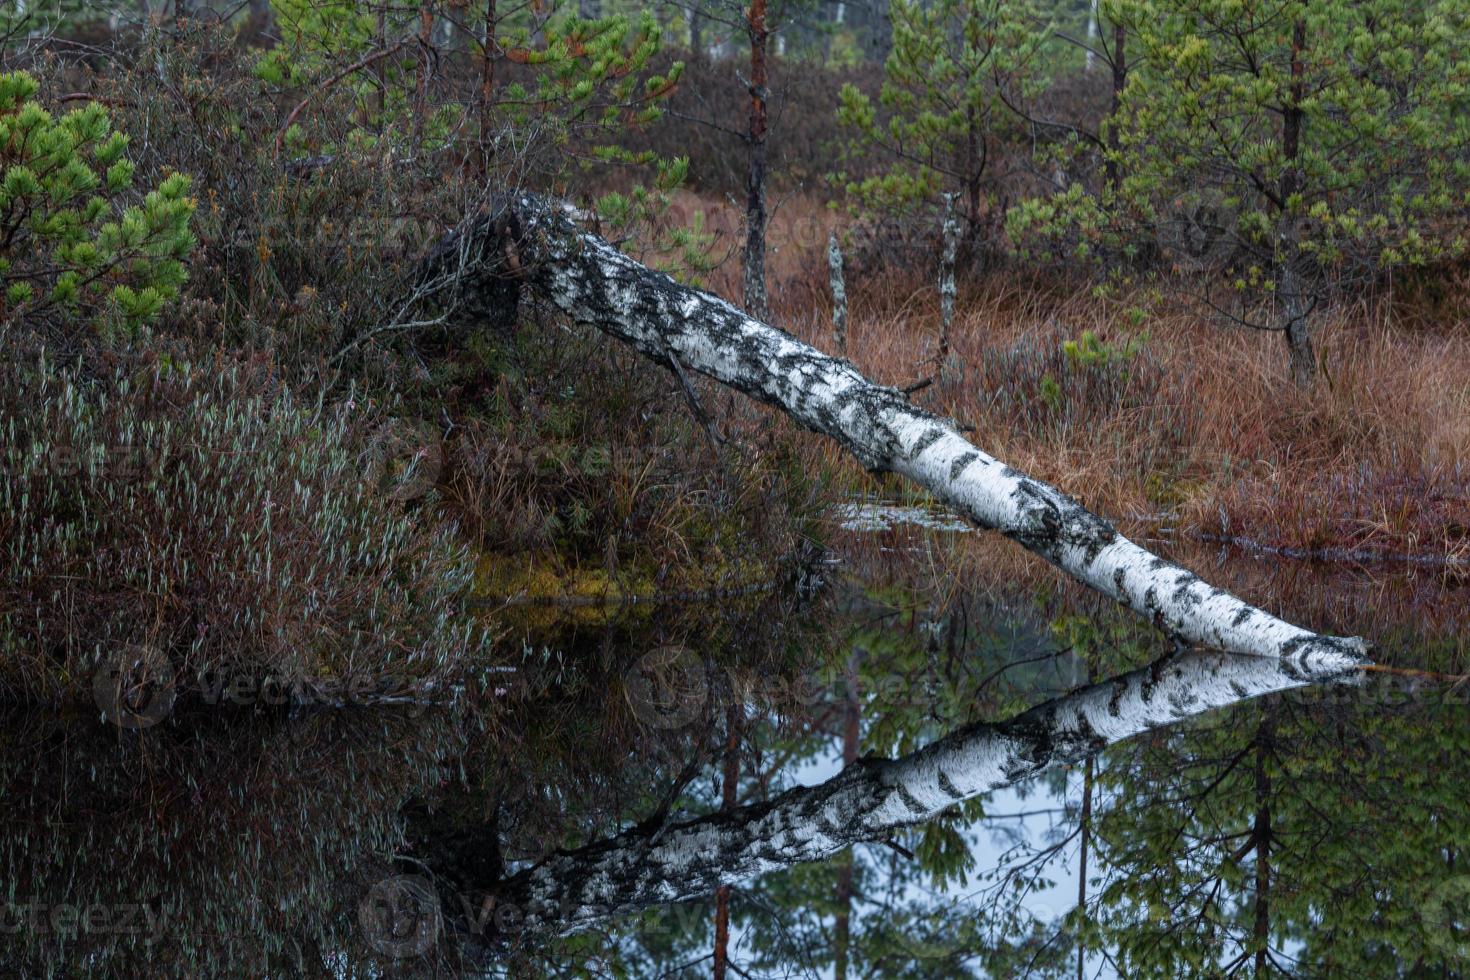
[490,649,1360,937]
[444,196,1368,674]
[828,231,847,354]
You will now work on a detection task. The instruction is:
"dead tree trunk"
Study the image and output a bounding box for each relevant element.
[486,649,1359,938]
[828,232,847,355]
[434,195,1368,672]
[711,703,740,979]
[832,651,861,980]
[743,0,771,320]
[938,191,959,368]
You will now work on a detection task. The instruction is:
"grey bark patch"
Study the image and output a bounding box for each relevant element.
[895,782,927,814]
[948,451,979,482]
[906,425,945,460]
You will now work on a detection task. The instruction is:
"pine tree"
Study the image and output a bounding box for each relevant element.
[1011,0,1470,383]
[836,0,1050,246]
[0,72,195,338]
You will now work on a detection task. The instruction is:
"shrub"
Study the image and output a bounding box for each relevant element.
[0,71,194,345]
[0,354,488,706]
[835,0,1049,245]
[972,327,1195,478]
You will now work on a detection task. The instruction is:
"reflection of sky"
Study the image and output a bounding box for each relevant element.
[761,733,1119,979]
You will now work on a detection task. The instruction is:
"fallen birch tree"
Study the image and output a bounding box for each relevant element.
[487,649,1357,937]
[425,195,1370,675]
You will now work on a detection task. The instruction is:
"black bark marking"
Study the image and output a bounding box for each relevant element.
[896,783,927,815]
[1170,571,1203,612]
[1007,479,1064,558]
[948,451,979,481]
[1279,636,1309,658]
[906,425,945,461]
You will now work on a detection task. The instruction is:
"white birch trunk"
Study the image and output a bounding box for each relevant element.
[1086,0,1099,72]
[490,649,1359,937]
[938,191,959,372]
[441,195,1367,677]
[828,231,847,355]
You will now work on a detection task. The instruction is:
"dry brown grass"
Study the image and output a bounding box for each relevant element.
[686,193,1470,572]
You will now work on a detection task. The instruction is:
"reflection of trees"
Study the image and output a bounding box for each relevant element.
[479,646,1352,952]
[601,588,1221,978]
[1088,680,1470,976]
[0,707,463,977]
[438,583,1463,980]
[500,579,1470,978]
[623,585,1091,978]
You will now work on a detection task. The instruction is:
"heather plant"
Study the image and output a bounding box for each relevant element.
[0,355,489,705]
[0,71,195,343]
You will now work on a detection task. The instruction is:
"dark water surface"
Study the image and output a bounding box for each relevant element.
[4,528,1468,978]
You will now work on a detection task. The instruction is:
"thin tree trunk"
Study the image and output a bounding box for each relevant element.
[1077,755,1092,980]
[964,104,982,245]
[479,0,497,150]
[372,5,388,132]
[828,232,847,355]
[1076,655,1095,980]
[240,0,274,46]
[1280,14,1314,384]
[444,196,1369,671]
[712,703,740,980]
[1281,260,1315,385]
[486,649,1359,937]
[1252,716,1274,973]
[414,3,435,144]
[689,5,705,63]
[1103,23,1126,194]
[743,0,770,320]
[833,652,862,980]
[938,192,958,367]
[867,0,892,63]
[1085,0,1098,72]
